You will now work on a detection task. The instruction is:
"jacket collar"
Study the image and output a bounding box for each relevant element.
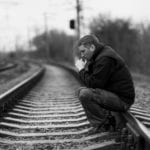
[90,43,105,61]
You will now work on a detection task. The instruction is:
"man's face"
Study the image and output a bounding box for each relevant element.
[78,44,95,61]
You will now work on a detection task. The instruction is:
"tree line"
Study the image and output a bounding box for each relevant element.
[31,30,75,64]
[31,14,150,75]
[89,14,150,74]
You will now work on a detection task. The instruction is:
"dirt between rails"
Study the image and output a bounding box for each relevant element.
[0,132,118,150]
[0,62,40,95]
[0,125,91,134]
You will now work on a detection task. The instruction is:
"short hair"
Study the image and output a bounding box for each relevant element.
[78,35,101,48]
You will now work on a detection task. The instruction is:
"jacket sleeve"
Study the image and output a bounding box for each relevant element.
[79,57,114,88]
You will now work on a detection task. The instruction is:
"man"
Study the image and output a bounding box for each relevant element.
[75,35,135,132]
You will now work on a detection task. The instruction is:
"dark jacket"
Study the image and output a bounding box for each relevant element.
[79,44,135,105]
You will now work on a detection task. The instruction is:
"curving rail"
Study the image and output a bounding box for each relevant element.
[0,65,45,114]
[0,63,17,72]
[121,110,150,149]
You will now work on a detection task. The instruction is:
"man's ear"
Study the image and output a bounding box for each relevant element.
[90,44,95,52]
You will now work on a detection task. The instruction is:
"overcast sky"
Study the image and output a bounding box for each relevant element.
[0,0,150,51]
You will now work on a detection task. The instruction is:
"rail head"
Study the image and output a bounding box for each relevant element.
[122,111,150,143]
[0,63,17,71]
[0,66,45,109]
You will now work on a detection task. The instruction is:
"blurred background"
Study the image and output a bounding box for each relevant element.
[0,0,150,74]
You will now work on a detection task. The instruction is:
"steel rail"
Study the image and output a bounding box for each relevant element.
[0,65,45,113]
[122,111,150,149]
[0,63,17,71]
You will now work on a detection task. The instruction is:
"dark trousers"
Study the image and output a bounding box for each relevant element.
[77,87,130,127]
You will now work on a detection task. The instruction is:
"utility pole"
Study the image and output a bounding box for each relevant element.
[76,0,81,40]
[44,12,49,60]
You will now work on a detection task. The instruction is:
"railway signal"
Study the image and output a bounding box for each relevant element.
[69,19,75,29]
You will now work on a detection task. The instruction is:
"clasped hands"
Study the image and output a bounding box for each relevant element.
[75,59,86,71]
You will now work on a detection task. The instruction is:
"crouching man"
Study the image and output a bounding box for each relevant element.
[75,35,135,133]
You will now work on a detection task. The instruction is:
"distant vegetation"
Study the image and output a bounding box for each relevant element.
[89,14,150,74]
[30,15,150,75]
[1,14,149,75]
[0,51,16,65]
[31,30,76,64]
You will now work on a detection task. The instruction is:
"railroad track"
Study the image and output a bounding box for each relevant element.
[0,63,17,72]
[130,106,150,128]
[0,64,149,150]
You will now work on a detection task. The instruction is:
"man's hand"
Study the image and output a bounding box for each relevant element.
[75,59,86,71]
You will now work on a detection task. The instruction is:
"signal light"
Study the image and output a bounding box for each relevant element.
[70,19,75,29]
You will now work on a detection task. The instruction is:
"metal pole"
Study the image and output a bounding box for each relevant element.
[76,0,81,40]
[44,13,49,60]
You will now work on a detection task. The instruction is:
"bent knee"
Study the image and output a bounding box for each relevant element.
[78,88,93,101]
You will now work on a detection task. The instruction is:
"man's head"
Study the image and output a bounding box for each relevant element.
[77,35,100,60]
